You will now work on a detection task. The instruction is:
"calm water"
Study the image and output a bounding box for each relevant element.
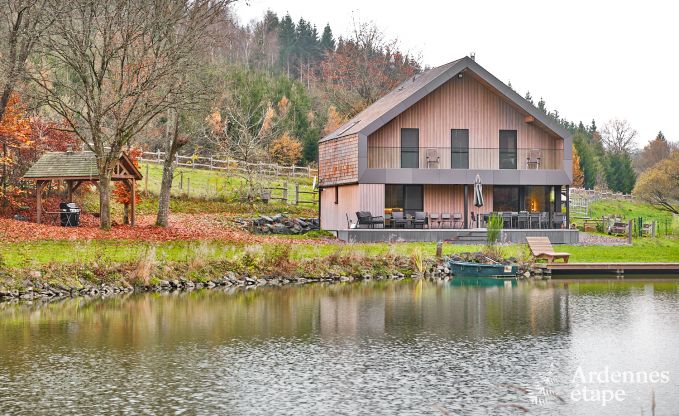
[1,280,679,415]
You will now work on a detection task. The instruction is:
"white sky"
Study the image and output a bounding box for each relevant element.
[234,0,679,146]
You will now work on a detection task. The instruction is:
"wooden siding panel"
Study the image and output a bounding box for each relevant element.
[367,75,562,170]
[359,184,385,217]
[424,185,494,220]
[319,134,358,186]
[320,184,359,230]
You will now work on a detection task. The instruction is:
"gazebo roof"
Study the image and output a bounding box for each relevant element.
[23,151,142,181]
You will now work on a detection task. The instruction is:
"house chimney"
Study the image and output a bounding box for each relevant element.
[66,145,73,154]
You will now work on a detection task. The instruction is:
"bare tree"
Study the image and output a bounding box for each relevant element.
[31,0,231,229]
[602,119,637,153]
[0,0,55,121]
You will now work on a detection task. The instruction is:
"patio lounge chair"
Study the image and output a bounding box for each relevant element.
[440,213,452,228]
[526,236,570,263]
[413,211,428,229]
[355,211,384,229]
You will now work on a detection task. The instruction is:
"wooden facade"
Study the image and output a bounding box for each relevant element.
[367,74,563,169]
[318,134,358,186]
[317,57,572,233]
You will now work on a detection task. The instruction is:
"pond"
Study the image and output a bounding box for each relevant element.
[1,279,679,415]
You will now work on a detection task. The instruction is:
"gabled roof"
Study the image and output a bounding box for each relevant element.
[23,151,143,180]
[320,56,570,142]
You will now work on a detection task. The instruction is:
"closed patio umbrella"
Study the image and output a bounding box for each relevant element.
[473,175,484,227]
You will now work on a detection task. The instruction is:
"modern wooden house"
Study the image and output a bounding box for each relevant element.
[318,56,577,243]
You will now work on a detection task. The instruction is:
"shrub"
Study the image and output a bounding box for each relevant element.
[487,213,503,244]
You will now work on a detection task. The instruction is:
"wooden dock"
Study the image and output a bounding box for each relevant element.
[543,262,679,277]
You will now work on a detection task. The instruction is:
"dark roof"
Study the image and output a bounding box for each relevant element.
[320,56,570,142]
[23,151,142,180]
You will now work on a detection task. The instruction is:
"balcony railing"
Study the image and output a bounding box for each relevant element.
[367,147,563,170]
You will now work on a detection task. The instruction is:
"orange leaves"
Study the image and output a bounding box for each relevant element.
[0,93,32,153]
[268,132,302,166]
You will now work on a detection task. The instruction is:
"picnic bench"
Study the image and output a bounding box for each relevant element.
[526,236,571,263]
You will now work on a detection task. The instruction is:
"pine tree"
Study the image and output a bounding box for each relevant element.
[320,24,335,51]
[524,91,533,105]
[656,131,666,141]
[278,14,296,76]
[537,97,546,113]
[605,151,636,193]
[572,146,584,187]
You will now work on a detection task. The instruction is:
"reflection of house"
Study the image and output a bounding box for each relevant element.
[318,56,576,242]
[319,295,385,337]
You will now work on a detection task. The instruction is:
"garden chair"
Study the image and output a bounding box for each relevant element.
[526,236,570,263]
[440,213,452,228]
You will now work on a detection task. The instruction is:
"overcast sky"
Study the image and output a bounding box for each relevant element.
[234,0,679,146]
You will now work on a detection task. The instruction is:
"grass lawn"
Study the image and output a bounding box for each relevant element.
[576,199,679,236]
[2,237,678,269]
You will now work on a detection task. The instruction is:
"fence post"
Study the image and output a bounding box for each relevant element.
[180,171,183,190]
[210,156,213,170]
[187,178,190,198]
[283,182,288,203]
[652,221,656,238]
[627,219,633,245]
[295,183,299,205]
[156,149,161,164]
[145,164,149,197]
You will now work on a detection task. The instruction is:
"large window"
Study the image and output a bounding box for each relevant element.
[401,128,419,168]
[524,186,548,213]
[493,186,519,212]
[385,185,423,216]
[499,130,517,169]
[451,129,469,169]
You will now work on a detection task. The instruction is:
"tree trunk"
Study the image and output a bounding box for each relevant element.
[123,203,129,225]
[156,109,185,227]
[99,172,112,229]
[156,152,176,227]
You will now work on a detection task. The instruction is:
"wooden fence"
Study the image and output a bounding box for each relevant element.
[138,150,317,178]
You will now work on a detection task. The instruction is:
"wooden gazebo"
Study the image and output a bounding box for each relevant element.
[22,150,143,225]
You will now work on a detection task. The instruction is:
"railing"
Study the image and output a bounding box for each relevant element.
[367,147,563,170]
[138,150,318,178]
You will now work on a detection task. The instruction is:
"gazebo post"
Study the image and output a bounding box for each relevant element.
[130,179,136,227]
[67,180,73,203]
[36,180,48,224]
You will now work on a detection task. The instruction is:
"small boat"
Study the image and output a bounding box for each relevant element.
[447,260,518,279]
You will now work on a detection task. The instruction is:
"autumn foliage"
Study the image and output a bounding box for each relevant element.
[572,146,584,187]
[269,132,302,166]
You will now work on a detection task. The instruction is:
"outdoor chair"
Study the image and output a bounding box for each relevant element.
[430,213,440,229]
[526,149,542,169]
[529,213,540,229]
[539,212,549,229]
[553,213,565,229]
[425,148,440,169]
[355,211,384,229]
[526,236,570,263]
[392,211,408,229]
[413,211,428,229]
[440,213,452,228]
[346,213,355,229]
[452,213,463,229]
[501,212,513,229]
[517,211,529,229]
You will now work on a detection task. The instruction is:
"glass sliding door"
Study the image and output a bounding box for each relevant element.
[400,128,419,168]
[499,130,517,169]
[385,184,423,216]
[493,186,519,212]
[451,129,469,169]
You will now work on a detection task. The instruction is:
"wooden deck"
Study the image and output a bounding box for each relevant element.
[336,228,579,244]
[545,262,679,277]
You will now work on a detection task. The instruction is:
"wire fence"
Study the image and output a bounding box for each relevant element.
[138,150,318,178]
[139,162,318,205]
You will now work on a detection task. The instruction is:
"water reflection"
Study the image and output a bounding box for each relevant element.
[0,280,678,415]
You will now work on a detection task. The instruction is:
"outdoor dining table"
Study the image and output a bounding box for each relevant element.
[482,212,547,229]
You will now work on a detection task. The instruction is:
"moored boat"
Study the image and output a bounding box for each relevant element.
[447,260,518,279]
